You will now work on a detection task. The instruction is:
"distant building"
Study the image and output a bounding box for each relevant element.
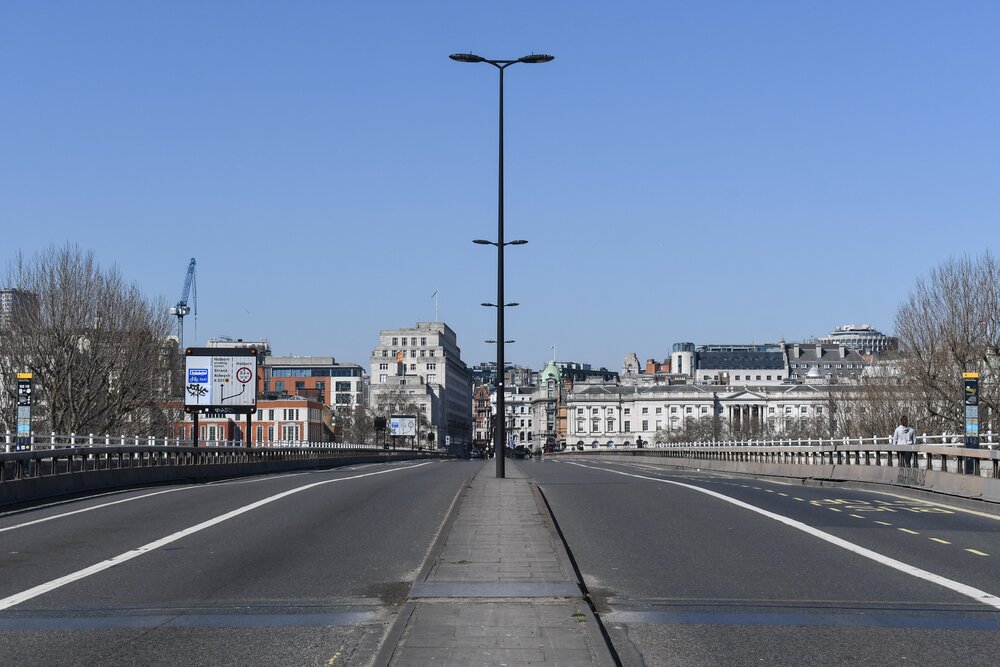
[172,396,332,445]
[785,343,868,382]
[669,343,787,386]
[817,324,897,355]
[262,356,366,409]
[369,322,471,450]
[0,288,37,330]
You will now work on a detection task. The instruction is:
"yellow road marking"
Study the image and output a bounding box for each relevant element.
[899,528,920,535]
[929,538,951,545]
[858,490,1000,521]
[965,549,990,557]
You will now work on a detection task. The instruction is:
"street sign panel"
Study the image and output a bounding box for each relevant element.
[390,415,417,437]
[184,347,257,414]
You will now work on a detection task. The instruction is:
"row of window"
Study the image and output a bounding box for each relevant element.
[270,368,362,378]
[789,363,855,369]
[391,336,429,346]
[380,349,437,358]
[177,424,301,442]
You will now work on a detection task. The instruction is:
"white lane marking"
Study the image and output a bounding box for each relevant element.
[568,462,1000,611]
[0,487,189,534]
[0,462,434,610]
[0,469,326,534]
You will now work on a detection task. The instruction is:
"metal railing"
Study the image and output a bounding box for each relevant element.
[0,433,445,486]
[1,432,390,451]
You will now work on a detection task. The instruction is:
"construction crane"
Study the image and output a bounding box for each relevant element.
[169,258,197,350]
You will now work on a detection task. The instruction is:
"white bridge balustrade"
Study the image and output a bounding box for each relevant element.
[0,433,445,505]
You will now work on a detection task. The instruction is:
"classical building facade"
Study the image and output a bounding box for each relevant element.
[369,322,471,450]
[564,381,832,446]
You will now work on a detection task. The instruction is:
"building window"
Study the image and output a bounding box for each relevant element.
[592,407,599,414]
[592,419,600,432]
[624,408,630,415]
[670,407,677,414]
[379,374,386,383]
[295,381,305,391]
[766,375,772,381]
[685,407,693,414]
[655,419,662,429]
[379,363,388,370]
[735,375,741,381]
[701,407,708,414]
[642,420,648,430]
[256,425,263,442]
[392,337,398,346]
[428,374,437,383]
[382,350,388,357]
[607,418,614,430]
[817,407,824,415]
[624,422,631,432]
[276,381,285,391]
[756,375,762,381]
[655,407,662,414]
[410,363,417,370]
[642,407,649,414]
[268,409,274,420]
[427,363,437,370]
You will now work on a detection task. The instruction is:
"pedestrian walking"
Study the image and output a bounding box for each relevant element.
[891,415,916,468]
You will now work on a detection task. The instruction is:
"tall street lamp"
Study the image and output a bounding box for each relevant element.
[453,52,554,478]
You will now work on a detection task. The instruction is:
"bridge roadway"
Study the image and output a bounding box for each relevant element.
[1,457,998,665]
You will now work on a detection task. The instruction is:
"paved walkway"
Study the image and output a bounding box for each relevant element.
[376,459,615,666]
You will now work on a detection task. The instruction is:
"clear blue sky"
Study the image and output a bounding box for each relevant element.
[3,1,998,371]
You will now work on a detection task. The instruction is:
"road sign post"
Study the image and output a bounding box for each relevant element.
[185,347,258,448]
[963,372,980,474]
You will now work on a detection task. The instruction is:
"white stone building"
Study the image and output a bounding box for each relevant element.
[369,322,472,450]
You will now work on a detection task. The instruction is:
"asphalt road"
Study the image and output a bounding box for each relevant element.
[521,458,1000,666]
[0,459,480,666]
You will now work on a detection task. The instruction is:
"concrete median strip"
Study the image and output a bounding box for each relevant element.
[376,461,616,666]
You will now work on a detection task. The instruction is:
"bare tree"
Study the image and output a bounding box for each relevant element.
[0,244,174,436]
[336,404,377,444]
[894,253,1000,435]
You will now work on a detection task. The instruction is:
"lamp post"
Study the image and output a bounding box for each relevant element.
[453,52,553,478]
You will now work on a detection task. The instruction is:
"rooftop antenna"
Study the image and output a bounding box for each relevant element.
[432,290,439,322]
